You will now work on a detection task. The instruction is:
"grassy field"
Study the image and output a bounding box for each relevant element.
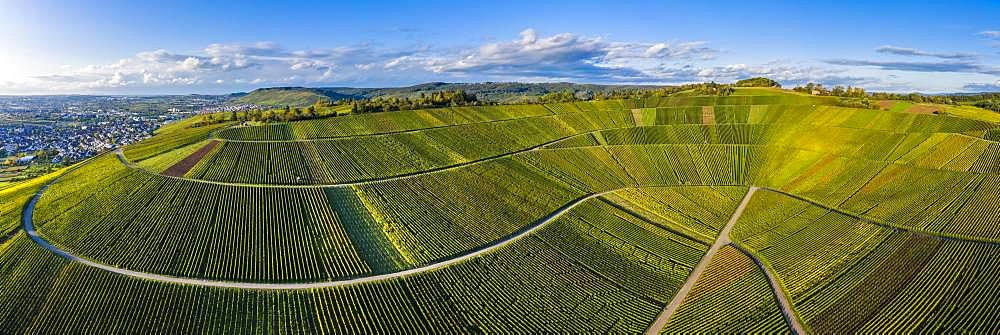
[2,87,1000,332]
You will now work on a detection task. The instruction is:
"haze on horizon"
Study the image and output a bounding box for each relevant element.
[1,0,998,95]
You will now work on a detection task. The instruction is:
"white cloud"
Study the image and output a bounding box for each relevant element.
[420,29,716,81]
[204,41,281,57]
[6,28,989,94]
[644,61,868,87]
[180,57,202,71]
[8,30,724,93]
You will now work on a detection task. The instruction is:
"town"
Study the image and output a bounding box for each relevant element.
[0,94,235,170]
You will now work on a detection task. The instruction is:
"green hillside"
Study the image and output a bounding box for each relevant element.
[3,87,1000,333]
[233,87,351,106]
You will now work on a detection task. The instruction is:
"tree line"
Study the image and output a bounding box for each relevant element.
[975,100,1000,112]
[194,105,323,126]
[346,89,486,114]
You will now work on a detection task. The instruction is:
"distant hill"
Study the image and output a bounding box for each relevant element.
[231,87,359,106]
[234,82,669,106]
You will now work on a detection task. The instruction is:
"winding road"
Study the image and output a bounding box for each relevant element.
[732,242,807,334]
[26,141,997,331]
[22,177,618,289]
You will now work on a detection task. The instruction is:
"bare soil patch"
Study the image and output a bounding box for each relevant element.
[905,104,941,115]
[162,141,220,177]
[702,106,715,124]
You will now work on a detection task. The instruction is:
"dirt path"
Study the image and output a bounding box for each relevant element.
[116,125,625,189]
[23,178,618,289]
[645,186,758,334]
[731,243,807,334]
[213,113,559,143]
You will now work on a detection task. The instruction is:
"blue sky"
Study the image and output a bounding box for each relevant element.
[1,0,998,94]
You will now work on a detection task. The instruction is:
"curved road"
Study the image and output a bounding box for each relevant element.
[732,242,807,334]
[23,178,617,289]
[24,167,994,333]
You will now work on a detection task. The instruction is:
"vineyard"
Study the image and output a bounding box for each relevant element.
[660,245,788,333]
[3,87,1000,333]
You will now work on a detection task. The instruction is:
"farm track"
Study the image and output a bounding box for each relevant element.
[645,185,1000,334]
[731,242,807,334]
[22,178,620,289]
[25,158,1000,291]
[645,187,759,334]
[24,119,1000,306]
[117,124,636,188]
[130,123,998,188]
[211,111,564,143]
[213,103,881,143]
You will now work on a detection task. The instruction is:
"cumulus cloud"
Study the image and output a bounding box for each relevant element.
[875,45,976,60]
[645,61,871,87]
[420,28,716,81]
[12,28,973,93]
[25,48,232,91]
[15,42,405,92]
[642,42,714,59]
[11,29,727,92]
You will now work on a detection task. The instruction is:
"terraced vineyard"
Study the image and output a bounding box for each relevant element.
[3,87,1000,333]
